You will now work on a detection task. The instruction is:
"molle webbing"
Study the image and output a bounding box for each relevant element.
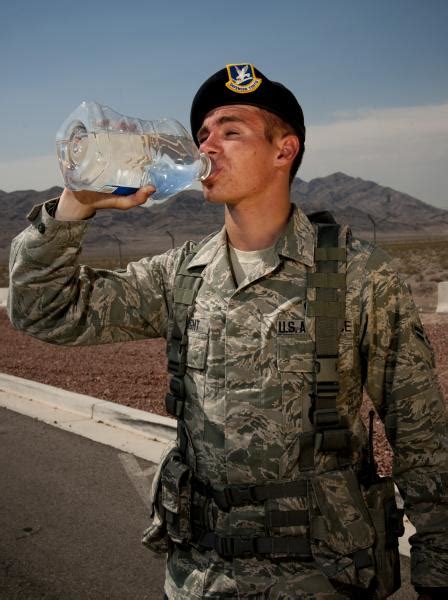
[196,532,312,560]
[191,478,313,559]
[193,477,308,511]
[300,220,350,470]
[165,250,205,419]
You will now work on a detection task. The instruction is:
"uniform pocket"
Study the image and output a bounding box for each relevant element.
[186,330,209,370]
[277,336,314,434]
[309,469,377,589]
[311,469,375,555]
[141,441,178,554]
[161,458,193,544]
[277,335,314,373]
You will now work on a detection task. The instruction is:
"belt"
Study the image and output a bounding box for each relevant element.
[192,477,308,511]
[196,531,313,560]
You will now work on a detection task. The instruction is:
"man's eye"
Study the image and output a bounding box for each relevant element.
[225,130,239,136]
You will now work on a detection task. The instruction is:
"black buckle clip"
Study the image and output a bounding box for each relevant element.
[215,536,256,559]
[165,393,184,418]
[214,484,258,511]
[170,376,185,398]
[315,428,352,452]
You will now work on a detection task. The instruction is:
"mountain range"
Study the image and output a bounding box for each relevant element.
[1,172,447,261]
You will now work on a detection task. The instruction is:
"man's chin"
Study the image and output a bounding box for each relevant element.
[202,186,227,205]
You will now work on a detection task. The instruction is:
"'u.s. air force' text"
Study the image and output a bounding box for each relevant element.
[277,320,352,334]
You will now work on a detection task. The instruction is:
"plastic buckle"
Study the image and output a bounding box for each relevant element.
[232,537,256,557]
[316,428,352,452]
[315,358,338,381]
[215,536,235,559]
[170,376,185,398]
[226,484,257,507]
[165,393,184,418]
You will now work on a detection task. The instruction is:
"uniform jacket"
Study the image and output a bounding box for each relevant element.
[8,200,448,599]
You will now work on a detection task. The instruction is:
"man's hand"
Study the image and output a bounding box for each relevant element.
[55,186,156,221]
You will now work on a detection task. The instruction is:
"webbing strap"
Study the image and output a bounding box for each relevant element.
[267,509,309,528]
[300,221,349,470]
[165,248,206,417]
[308,272,346,289]
[173,287,197,305]
[307,301,345,318]
[315,247,346,261]
[197,532,313,560]
[193,477,308,512]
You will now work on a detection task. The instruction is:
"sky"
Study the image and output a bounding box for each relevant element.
[1,0,448,209]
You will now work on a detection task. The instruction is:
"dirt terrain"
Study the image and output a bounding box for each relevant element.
[1,306,447,475]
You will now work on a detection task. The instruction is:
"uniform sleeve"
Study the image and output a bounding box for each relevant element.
[8,201,182,346]
[359,247,448,588]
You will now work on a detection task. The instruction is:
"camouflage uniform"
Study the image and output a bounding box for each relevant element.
[8,200,448,599]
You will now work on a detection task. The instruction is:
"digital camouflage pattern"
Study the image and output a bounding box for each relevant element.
[8,200,448,599]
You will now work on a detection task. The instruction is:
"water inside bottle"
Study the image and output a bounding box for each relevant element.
[57,130,154,191]
[147,155,206,204]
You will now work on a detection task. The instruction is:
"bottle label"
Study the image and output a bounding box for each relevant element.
[99,185,139,196]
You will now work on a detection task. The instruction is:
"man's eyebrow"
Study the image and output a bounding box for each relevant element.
[197,115,247,139]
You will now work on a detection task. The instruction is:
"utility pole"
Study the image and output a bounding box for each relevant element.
[111,234,124,268]
[166,230,175,249]
[367,214,377,244]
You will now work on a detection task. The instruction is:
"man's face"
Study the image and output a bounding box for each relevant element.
[197,105,280,205]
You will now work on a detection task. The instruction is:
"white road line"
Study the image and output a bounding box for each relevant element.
[118,453,156,506]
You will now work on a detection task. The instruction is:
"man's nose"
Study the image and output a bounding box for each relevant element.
[199,132,219,154]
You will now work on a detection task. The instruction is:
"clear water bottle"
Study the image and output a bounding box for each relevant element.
[56,101,211,204]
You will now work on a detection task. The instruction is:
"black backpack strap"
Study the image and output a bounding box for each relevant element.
[165,243,207,420]
[299,216,350,470]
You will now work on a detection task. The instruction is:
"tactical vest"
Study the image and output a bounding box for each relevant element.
[144,212,403,598]
[165,211,350,465]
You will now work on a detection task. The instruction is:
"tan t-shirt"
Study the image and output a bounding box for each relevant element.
[228,244,276,287]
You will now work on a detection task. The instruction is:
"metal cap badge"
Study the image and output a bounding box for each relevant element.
[225,64,262,94]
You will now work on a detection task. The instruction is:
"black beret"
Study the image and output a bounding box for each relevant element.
[190,64,305,146]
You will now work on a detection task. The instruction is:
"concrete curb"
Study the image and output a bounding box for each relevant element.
[0,372,176,462]
[437,281,448,313]
[0,288,7,307]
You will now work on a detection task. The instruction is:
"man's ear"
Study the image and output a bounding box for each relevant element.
[275,134,300,164]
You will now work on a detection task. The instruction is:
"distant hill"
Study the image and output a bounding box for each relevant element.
[1,173,447,260]
[291,172,447,232]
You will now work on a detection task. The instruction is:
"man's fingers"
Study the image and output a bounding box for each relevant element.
[134,186,156,204]
[87,186,156,211]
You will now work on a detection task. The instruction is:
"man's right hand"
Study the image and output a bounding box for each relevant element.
[55,186,156,221]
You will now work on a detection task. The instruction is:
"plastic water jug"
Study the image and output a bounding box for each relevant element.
[56,101,211,204]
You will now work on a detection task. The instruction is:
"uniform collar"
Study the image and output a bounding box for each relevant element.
[275,204,315,267]
[187,203,315,270]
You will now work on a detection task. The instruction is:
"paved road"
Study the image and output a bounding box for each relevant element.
[0,406,417,599]
[0,406,165,599]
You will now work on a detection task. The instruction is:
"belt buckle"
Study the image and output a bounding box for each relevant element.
[226,484,257,507]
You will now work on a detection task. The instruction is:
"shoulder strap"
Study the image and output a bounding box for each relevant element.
[165,243,207,419]
[299,217,350,470]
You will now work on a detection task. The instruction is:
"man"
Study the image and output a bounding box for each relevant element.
[8,64,448,599]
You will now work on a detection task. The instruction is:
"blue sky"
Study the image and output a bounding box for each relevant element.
[1,0,448,208]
